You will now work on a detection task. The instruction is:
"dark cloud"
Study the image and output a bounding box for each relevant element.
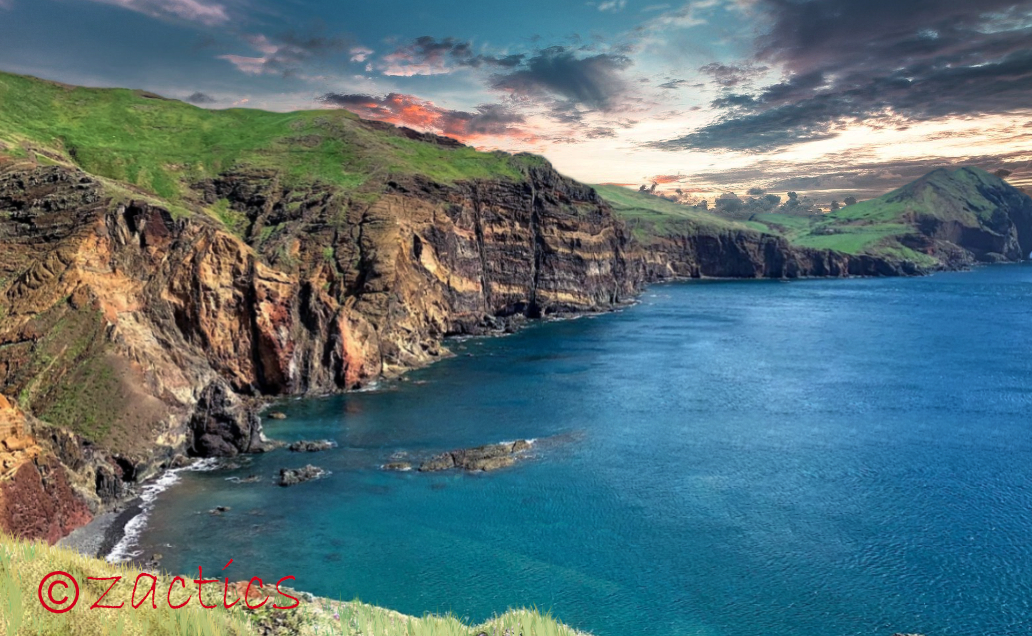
[221,30,352,77]
[698,63,768,87]
[277,31,351,56]
[658,79,688,89]
[185,92,217,104]
[746,187,765,195]
[491,46,633,111]
[382,36,524,75]
[654,0,1032,151]
[320,93,526,141]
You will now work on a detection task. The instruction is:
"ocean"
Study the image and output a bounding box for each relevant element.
[128,265,1032,636]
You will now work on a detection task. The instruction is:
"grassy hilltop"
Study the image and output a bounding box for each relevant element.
[0,71,542,213]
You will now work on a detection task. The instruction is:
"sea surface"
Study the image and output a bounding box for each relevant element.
[130,265,1032,636]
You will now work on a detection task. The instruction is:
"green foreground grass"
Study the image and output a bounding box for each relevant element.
[0,534,587,636]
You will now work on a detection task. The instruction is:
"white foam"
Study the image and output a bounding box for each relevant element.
[105,458,220,563]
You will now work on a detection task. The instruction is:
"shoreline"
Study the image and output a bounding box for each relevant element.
[57,500,142,559]
[49,262,999,562]
[59,458,221,563]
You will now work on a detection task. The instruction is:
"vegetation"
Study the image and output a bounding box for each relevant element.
[594,185,769,241]
[0,533,589,636]
[602,167,1013,268]
[0,71,531,214]
[750,167,1007,261]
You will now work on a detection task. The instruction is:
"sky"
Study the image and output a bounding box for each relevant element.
[1,0,1031,204]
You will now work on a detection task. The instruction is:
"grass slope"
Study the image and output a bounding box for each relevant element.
[747,167,1012,266]
[594,185,769,241]
[0,533,587,636]
[0,71,535,209]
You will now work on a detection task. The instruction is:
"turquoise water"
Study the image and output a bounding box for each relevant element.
[134,266,1032,636]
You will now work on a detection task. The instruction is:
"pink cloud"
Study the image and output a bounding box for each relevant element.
[217,54,267,75]
[381,51,453,77]
[86,0,229,25]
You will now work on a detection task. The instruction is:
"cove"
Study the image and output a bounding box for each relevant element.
[131,265,1032,636]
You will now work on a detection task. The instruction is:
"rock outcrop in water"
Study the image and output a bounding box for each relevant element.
[279,465,327,486]
[415,440,535,472]
[288,440,336,452]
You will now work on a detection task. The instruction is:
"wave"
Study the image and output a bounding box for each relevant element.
[104,458,220,563]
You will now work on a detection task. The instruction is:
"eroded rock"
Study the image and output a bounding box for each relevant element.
[287,440,336,453]
[278,465,326,486]
[188,380,267,458]
[418,440,534,473]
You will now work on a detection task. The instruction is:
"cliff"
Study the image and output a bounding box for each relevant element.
[0,153,642,540]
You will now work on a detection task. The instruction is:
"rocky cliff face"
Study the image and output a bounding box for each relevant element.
[0,158,643,540]
[896,168,1032,266]
[637,229,921,279]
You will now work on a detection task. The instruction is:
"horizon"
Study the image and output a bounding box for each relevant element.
[1,0,1031,205]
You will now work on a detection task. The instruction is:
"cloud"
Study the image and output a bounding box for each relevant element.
[652,175,683,184]
[645,0,721,29]
[320,93,528,142]
[663,149,1032,199]
[698,62,768,87]
[658,79,689,89]
[219,31,350,77]
[491,46,633,111]
[84,0,229,25]
[597,0,628,12]
[380,36,524,76]
[185,91,217,104]
[654,0,1032,152]
[349,46,373,63]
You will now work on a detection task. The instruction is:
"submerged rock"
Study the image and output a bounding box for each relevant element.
[383,462,413,471]
[228,474,262,484]
[278,465,327,486]
[287,440,336,453]
[418,440,534,473]
[267,412,288,420]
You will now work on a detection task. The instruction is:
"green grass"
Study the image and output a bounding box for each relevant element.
[0,533,589,636]
[594,185,766,241]
[740,167,1018,263]
[209,199,248,238]
[0,71,536,211]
